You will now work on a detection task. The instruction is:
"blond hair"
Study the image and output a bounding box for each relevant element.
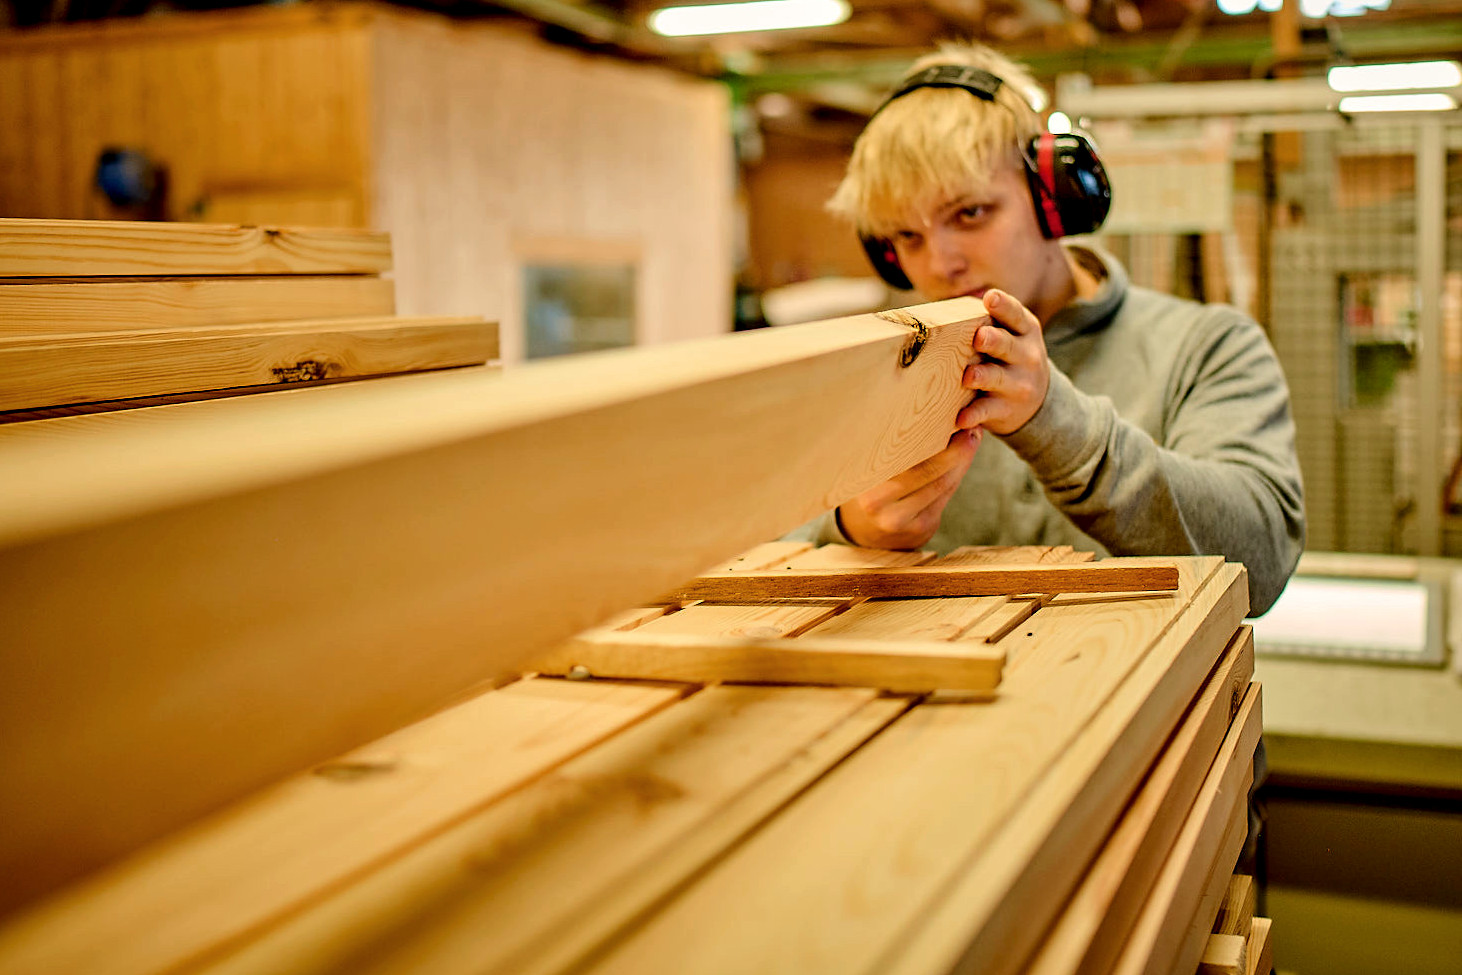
[827,43,1046,237]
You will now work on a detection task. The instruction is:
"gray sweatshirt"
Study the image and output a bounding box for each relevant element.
[801,245,1306,615]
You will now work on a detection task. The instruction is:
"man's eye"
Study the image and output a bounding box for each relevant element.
[955,206,988,225]
[894,230,922,245]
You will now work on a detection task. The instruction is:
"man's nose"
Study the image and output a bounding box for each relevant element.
[926,228,968,278]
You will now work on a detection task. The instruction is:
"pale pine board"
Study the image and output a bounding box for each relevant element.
[875,560,1245,975]
[0,275,395,336]
[802,594,1007,642]
[579,557,1233,975]
[0,219,392,277]
[196,689,908,975]
[1246,917,1273,975]
[0,679,681,975]
[0,316,496,412]
[703,540,815,574]
[1215,875,1258,938]
[666,562,1179,602]
[778,543,936,569]
[536,631,1003,693]
[632,601,846,640]
[1108,684,1263,975]
[0,297,984,910]
[1023,627,1255,975]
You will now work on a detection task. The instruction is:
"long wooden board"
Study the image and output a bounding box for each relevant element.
[666,562,1179,601]
[1024,628,1255,975]
[535,631,1004,693]
[0,219,392,277]
[577,557,1240,975]
[202,688,911,975]
[0,678,683,975]
[0,297,986,911]
[0,316,498,411]
[1109,683,1264,975]
[0,275,395,336]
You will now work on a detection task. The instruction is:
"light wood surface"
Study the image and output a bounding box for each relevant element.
[1215,875,1258,938]
[1109,683,1264,975]
[1024,627,1256,975]
[535,631,1004,693]
[0,678,683,975]
[0,275,395,335]
[1246,917,1274,975]
[0,219,390,276]
[880,561,1247,975]
[667,562,1180,601]
[0,297,983,910]
[203,689,910,975]
[0,316,497,411]
[580,558,1243,975]
[1199,933,1248,975]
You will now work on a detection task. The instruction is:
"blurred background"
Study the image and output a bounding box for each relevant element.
[3,4,1462,968]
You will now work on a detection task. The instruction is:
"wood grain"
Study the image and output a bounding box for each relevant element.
[802,594,1007,642]
[1246,917,1273,975]
[0,316,497,412]
[579,557,1239,975]
[0,275,395,336]
[1108,683,1263,975]
[1214,874,1257,938]
[631,601,846,640]
[199,688,909,975]
[0,297,983,911]
[0,219,391,277]
[1200,933,1247,975]
[1024,627,1256,975]
[666,562,1179,602]
[534,631,1003,693]
[877,560,1246,975]
[0,678,682,975]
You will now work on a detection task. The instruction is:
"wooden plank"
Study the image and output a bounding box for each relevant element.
[666,561,1180,602]
[632,601,846,640]
[703,540,815,573]
[578,557,1238,975]
[199,688,910,975]
[1214,875,1257,938]
[1246,917,1273,975]
[1200,933,1247,975]
[941,545,1095,564]
[1108,683,1264,975]
[0,678,683,975]
[0,316,497,412]
[534,631,1003,693]
[0,275,396,336]
[876,560,1245,975]
[0,297,985,910]
[779,543,936,569]
[958,596,1042,644]
[803,594,1007,642]
[0,219,391,277]
[1024,627,1255,975]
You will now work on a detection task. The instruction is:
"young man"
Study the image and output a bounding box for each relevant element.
[804,43,1304,615]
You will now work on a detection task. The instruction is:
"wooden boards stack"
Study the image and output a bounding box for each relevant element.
[0,219,498,418]
[0,542,1259,975]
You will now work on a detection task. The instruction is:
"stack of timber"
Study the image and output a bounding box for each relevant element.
[0,285,1265,974]
[0,218,497,420]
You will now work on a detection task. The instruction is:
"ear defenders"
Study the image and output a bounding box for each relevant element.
[857,64,1112,291]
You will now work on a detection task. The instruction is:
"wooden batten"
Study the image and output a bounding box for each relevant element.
[0,220,392,277]
[0,297,985,912]
[0,275,396,336]
[0,315,498,412]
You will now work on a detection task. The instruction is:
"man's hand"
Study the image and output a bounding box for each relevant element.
[957,289,1050,436]
[836,428,982,550]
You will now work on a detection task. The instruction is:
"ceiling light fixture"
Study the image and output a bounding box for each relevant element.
[1338,93,1459,113]
[1328,60,1462,92]
[648,0,850,37]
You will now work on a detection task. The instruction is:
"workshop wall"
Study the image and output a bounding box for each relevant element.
[0,1,735,360]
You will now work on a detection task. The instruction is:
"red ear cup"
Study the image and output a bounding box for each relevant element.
[860,234,914,290]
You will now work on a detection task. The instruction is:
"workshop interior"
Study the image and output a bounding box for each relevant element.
[2,1,1461,973]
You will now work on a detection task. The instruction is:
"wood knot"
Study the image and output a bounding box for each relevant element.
[875,310,927,367]
[272,359,329,383]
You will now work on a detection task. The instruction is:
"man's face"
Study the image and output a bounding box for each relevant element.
[888,160,1063,315]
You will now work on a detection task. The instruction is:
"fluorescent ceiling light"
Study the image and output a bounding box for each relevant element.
[1338,93,1458,113]
[648,0,850,36]
[1328,60,1462,92]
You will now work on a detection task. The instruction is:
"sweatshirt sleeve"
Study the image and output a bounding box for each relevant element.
[1001,310,1305,615]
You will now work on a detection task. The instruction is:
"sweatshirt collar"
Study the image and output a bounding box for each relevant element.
[1043,244,1128,344]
